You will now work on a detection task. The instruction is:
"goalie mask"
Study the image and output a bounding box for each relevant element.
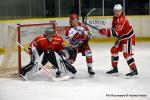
[44,27,54,41]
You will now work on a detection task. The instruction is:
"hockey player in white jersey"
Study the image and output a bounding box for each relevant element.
[65,13,95,76]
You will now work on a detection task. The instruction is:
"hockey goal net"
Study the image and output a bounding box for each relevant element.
[0,21,68,77]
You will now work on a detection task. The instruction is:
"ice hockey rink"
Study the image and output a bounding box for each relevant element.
[0,42,150,100]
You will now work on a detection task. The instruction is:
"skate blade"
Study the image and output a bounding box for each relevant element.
[89,74,95,78]
[126,75,139,79]
[107,73,119,77]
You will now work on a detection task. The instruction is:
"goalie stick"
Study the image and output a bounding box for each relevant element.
[16,41,71,81]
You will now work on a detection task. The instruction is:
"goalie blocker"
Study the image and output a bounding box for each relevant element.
[20,27,77,80]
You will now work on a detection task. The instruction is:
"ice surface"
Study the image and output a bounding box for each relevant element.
[0,43,150,100]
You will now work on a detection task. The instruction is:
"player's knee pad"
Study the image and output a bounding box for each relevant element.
[111,46,119,54]
[123,53,131,59]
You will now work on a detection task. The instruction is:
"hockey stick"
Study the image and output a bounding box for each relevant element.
[84,22,100,31]
[16,41,29,54]
[84,8,96,23]
[82,8,100,31]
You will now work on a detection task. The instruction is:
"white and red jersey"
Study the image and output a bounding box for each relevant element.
[65,22,92,64]
[65,23,90,48]
[66,26,87,39]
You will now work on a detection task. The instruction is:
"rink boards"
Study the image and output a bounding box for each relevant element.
[0,15,150,49]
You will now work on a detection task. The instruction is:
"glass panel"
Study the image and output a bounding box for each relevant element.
[81,0,103,16]
[104,0,123,16]
[0,0,149,20]
[0,0,13,20]
[60,0,76,17]
[14,0,30,19]
[45,0,59,17]
[126,0,149,15]
[31,0,45,18]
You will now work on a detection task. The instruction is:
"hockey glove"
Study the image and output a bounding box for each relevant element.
[99,28,111,37]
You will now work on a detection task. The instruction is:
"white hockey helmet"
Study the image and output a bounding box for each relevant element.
[113,4,122,11]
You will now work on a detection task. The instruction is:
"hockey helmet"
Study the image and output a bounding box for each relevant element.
[69,14,79,20]
[113,4,122,11]
[44,27,54,38]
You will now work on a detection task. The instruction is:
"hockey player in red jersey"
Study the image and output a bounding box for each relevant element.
[21,27,77,80]
[99,4,138,77]
[65,13,95,76]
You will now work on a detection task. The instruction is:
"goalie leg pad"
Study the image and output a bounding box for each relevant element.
[21,62,35,76]
[62,59,77,74]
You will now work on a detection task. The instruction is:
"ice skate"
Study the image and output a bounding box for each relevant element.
[88,67,95,77]
[106,67,118,74]
[126,69,138,78]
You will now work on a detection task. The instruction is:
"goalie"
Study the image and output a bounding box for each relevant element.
[65,14,95,76]
[20,27,77,80]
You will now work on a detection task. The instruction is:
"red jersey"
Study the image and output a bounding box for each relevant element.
[29,34,64,52]
[50,34,65,52]
[111,15,134,40]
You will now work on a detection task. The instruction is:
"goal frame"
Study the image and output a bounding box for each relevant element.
[17,22,56,74]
